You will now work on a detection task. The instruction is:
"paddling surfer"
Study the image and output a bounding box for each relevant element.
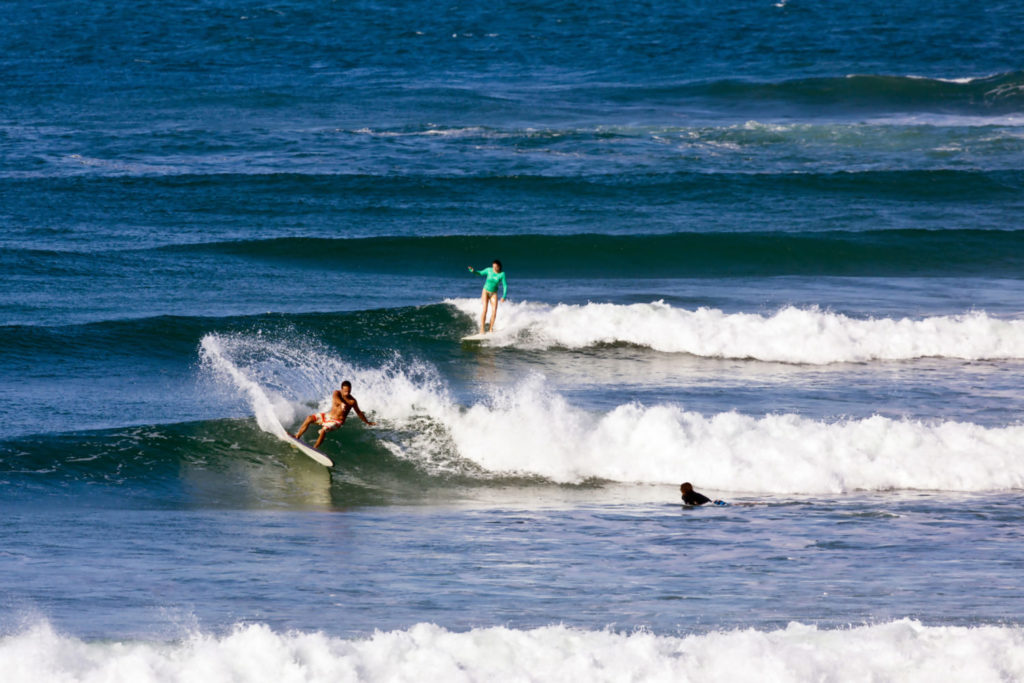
[293,381,376,449]
[468,259,508,334]
[680,482,727,506]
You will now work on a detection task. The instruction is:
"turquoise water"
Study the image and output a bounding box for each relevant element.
[3,0,1024,679]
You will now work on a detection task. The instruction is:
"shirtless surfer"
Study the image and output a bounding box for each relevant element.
[292,381,376,449]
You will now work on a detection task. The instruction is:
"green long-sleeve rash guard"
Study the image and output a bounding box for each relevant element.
[474,267,507,298]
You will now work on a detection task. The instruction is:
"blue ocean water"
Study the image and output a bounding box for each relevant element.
[3,0,1024,679]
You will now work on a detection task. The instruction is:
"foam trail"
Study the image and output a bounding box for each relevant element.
[3,619,1024,683]
[448,299,1024,364]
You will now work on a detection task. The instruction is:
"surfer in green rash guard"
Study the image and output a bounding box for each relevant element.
[468,259,508,335]
[293,381,376,449]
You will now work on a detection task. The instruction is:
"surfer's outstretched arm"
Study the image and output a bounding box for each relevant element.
[350,399,376,426]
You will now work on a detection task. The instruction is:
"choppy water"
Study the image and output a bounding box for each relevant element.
[3,0,1024,680]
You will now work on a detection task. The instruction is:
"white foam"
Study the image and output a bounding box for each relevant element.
[447,299,1024,364]
[411,376,1024,492]
[200,333,1024,492]
[3,619,1024,683]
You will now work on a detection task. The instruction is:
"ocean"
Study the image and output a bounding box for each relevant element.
[3,0,1024,680]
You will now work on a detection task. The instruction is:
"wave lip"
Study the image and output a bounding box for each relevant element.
[449,299,1024,364]
[3,619,1023,683]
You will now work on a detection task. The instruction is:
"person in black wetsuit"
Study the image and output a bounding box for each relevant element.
[680,482,726,506]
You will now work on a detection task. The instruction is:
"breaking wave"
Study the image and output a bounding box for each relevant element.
[449,299,1024,363]
[199,333,1024,493]
[2,619,1023,683]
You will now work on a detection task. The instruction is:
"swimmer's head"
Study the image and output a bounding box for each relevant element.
[492,259,503,273]
[341,380,352,395]
[680,482,693,493]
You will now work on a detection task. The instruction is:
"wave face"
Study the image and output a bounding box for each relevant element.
[5,227,1024,329]
[449,299,1024,363]
[160,228,1024,279]
[10,227,1024,282]
[2,619,1022,683]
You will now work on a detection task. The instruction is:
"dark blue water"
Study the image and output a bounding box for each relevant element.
[3,1,1024,679]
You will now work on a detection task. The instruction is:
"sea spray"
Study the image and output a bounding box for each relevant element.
[448,299,1024,363]
[199,334,300,437]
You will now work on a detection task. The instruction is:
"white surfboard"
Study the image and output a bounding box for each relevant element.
[283,434,334,467]
[461,333,489,342]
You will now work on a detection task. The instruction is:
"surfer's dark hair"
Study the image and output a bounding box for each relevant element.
[341,381,352,388]
[492,259,503,270]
